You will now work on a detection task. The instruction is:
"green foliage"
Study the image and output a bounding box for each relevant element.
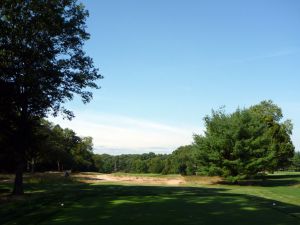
[290,152,300,171]
[93,154,115,173]
[193,100,295,181]
[132,159,148,173]
[90,147,197,175]
[0,0,102,118]
[0,119,96,173]
[39,122,95,172]
[0,0,102,194]
[168,145,197,175]
[148,157,165,173]
[92,153,166,174]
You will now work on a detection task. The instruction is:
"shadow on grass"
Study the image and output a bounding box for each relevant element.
[236,179,299,187]
[267,174,300,180]
[1,181,300,225]
[0,187,10,194]
[75,177,104,181]
[219,174,300,187]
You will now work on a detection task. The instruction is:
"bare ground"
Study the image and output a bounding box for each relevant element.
[73,173,222,186]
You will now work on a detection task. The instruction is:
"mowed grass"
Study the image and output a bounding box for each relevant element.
[0,172,300,225]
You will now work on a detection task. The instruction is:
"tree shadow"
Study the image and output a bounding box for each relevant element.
[227,179,299,187]
[75,177,104,181]
[1,182,299,225]
[266,174,300,180]
[0,187,10,194]
[220,174,300,187]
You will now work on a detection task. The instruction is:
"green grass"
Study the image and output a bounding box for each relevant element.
[0,172,300,225]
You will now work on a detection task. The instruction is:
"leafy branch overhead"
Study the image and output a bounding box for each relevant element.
[0,0,103,119]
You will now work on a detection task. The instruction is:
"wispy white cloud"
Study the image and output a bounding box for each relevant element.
[94,146,172,155]
[221,47,300,65]
[48,111,203,155]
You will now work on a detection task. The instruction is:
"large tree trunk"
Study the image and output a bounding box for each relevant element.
[13,139,26,195]
[12,110,29,195]
[13,160,24,195]
[12,134,26,195]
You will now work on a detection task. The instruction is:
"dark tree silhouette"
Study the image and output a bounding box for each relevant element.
[0,0,102,194]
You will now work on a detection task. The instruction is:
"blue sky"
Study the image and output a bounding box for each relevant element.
[51,0,300,154]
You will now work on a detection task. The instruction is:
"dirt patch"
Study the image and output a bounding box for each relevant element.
[73,173,222,186]
[73,173,185,185]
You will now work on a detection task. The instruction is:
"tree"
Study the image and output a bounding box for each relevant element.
[25,119,53,173]
[43,125,75,172]
[28,120,96,172]
[249,100,295,171]
[194,101,295,182]
[133,159,148,173]
[167,145,197,175]
[148,157,165,174]
[290,152,300,171]
[0,0,102,194]
[71,136,94,171]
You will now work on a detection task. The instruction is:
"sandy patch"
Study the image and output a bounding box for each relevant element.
[73,173,222,186]
[73,173,185,185]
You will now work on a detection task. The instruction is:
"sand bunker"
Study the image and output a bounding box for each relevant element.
[74,173,221,186]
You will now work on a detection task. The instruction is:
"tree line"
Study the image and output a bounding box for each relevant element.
[93,145,196,175]
[0,120,95,173]
[91,100,299,180]
[1,100,298,182]
[0,119,196,175]
[94,100,297,182]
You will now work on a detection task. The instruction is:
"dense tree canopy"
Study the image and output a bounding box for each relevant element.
[193,101,295,181]
[0,0,102,194]
[91,146,197,175]
[0,119,95,173]
[291,152,300,171]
